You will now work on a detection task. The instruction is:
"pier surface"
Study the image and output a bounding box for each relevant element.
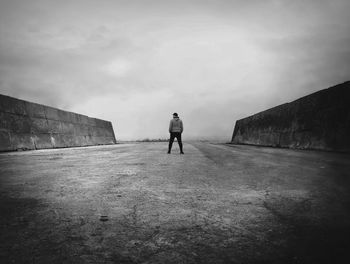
[1,142,350,263]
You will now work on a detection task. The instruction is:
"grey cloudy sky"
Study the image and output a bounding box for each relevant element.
[1,0,349,140]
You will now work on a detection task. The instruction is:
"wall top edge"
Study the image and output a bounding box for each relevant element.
[235,81,350,122]
[0,93,112,124]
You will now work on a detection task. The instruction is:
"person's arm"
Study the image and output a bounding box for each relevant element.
[169,120,172,133]
[180,120,184,133]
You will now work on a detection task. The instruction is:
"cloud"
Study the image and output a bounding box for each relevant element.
[104,58,133,77]
[0,0,350,140]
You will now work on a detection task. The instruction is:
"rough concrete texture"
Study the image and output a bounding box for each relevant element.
[231,81,350,152]
[0,94,116,151]
[1,142,350,263]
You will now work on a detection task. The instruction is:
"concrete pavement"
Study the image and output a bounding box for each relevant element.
[1,142,350,263]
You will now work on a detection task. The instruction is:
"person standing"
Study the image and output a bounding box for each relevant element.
[168,113,184,154]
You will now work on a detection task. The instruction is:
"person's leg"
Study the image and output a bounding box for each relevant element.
[168,133,175,153]
[176,133,184,154]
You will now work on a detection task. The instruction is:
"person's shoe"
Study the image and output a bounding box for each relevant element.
[167,151,171,154]
[180,151,184,154]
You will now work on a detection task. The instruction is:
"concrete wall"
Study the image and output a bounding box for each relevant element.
[231,81,350,152]
[0,94,116,151]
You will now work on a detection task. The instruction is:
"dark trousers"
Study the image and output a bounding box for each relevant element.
[168,132,183,152]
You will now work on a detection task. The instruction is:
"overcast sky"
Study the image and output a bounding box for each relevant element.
[0,0,349,140]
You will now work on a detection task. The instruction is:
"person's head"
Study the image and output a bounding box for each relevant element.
[173,113,178,118]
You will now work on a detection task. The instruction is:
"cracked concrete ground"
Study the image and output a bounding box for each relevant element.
[0,142,350,263]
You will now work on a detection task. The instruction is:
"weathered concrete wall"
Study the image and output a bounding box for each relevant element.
[0,94,116,151]
[231,81,350,152]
